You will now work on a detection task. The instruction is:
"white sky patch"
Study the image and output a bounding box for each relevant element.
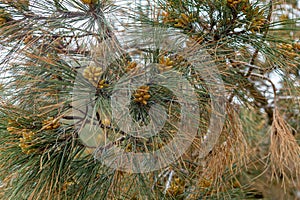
[269,70,283,91]
[267,70,283,104]
[246,45,265,63]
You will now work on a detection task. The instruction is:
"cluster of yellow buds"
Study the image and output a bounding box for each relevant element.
[277,43,293,51]
[42,117,60,130]
[0,17,6,26]
[7,126,19,134]
[293,43,300,51]
[125,61,137,72]
[83,65,103,87]
[249,17,266,33]
[198,178,212,188]
[162,12,174,24]
[124,143,132,152]
[0,8,10,26]
[81,0,98,5]
[62,181,75,191]
[23,34,33,44]
[101,118,111,126]
[6,120,37,154]
[7,119,20,134]
[158,56,173,72]
[277,43,299,58]
[195,177,214,196]
[167,177,185,196]
[133,85,151,105]
[97,79,109,89]
[19,129,35,154]
[227,0,250,10]
[279,14,289,21]
[227,0,243,7]
[153,141,164,150]
[174,13,192,29]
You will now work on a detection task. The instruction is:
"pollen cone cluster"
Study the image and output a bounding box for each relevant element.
[250,18,266,32]
[162,12,173,24]
[83,65,103,87]
[0,17,6,26]
[158,56,173,72]
[125,61,137,72]
[174,13,191,28]
[81,0,98,5]
[23,34,33,44]
[277,43,299,58]
[0,8,10,26]
[227,0,242,7]
[19,130,36,154]
[42,117,60,130]
[133,85,151,105]
[97,79,109,89]
[294,42,300,51]
[167,177,185,196]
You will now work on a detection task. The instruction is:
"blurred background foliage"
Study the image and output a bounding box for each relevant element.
[0,0,299,199]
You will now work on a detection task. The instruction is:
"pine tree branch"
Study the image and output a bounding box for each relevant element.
[245,0,273,77]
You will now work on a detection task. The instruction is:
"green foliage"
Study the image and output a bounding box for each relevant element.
[0,0,300,199]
